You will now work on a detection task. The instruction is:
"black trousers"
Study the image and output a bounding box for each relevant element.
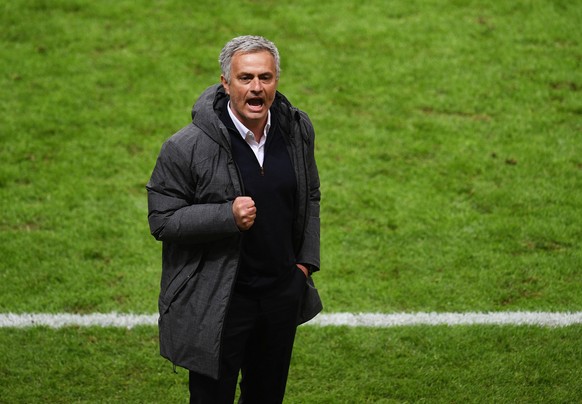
[189,268,306,404]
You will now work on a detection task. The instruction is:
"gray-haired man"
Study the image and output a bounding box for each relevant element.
[147,35,322,403]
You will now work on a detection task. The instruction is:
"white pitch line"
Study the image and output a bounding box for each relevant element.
[1,312,582,329]
[0,313,159,329]
[308,312,582,327]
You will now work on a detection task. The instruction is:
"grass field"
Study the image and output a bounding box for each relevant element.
[1,0,581,402]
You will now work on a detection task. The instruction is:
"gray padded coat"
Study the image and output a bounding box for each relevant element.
[146,84,322,379]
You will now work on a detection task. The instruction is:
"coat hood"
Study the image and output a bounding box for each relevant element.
[191,84,230,148]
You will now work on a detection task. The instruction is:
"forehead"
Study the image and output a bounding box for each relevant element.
[231,50,276,74]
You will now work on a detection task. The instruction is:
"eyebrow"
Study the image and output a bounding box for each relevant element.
[238,72,273,78]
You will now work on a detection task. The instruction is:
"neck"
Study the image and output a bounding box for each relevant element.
[250,123,266,142]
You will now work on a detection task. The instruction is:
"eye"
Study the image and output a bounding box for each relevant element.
[259,74,273,83]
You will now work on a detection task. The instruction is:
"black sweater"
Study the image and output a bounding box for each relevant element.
[220,106,297,294]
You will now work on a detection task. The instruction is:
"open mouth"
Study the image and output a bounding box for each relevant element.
[247,98,264,111]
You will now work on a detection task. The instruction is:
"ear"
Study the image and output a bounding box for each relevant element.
[220,75,230,95]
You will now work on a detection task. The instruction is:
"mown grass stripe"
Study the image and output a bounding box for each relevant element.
[1,312,582,329]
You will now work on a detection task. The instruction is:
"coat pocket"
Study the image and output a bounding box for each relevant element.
[158,251,204,315]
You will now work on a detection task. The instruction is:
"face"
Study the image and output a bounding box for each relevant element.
[221,50,278,132]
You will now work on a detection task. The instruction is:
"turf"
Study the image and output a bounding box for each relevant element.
[1,325,581,402]
[1,0,581,401]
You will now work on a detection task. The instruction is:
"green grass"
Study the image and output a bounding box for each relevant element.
[1,0,581,402]
[2,325,581,403]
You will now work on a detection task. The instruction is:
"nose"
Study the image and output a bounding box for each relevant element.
[250,77,262,92]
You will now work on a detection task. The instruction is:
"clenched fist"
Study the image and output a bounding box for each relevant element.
[232,196,256,231]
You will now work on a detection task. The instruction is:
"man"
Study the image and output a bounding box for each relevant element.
[147,35,322,403]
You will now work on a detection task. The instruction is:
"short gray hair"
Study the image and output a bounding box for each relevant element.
[219,35,280,83]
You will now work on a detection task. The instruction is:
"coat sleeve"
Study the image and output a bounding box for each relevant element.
[296,113,321,273]
[146,138,240,243]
